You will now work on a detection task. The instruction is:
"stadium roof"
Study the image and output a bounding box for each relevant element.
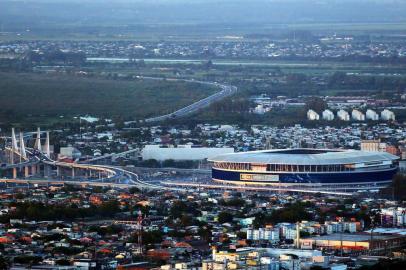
[208,148,399,165]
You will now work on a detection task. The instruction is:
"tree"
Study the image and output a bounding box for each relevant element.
[0,256,9,269]
[141,231,163,246]
[15,193,25,200]
[162,159,176,167]
[198,225,213,243]
[309,266,325,270]
[305,97,327,113]
[56,259,71,266]
[328,71,347,87]
[99,200,120,217]
[392,174,406,200]
[129,187,140,194]
[170,201,187,218]
[142,159,160,168]
[218,211,233,224]
[14,255,42,265]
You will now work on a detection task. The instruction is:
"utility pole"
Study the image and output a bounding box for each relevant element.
[370,214,376,255]
[295,222,300,249]
[79,117,82,140]
[136,210,143,255]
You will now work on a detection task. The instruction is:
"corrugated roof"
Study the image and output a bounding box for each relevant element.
[208,148,399,165]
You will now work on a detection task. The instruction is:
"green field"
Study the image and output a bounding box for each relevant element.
[1,21,406,42]
[0,72,216,125]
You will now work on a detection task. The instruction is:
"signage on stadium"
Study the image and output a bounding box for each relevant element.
[240,174,279,182]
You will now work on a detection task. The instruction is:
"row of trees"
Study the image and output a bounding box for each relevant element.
[253,202,313,228]
[2,200,120,222]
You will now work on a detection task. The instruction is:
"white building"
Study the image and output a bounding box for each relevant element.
[381,207,406,227]
[324,222,344,234]
[284,228,297,240]
[322,110,335,121]
[337,109,350,121]
[252,104,270,115]
[381,109,395,121]
[351,109,365,121]
[344,222,357,233]
[59,146,81,160]
[247,227,280,243]
[366,109,379,121]
[141,145,234,161]
[360,140,387,152]
[307,110,320,121]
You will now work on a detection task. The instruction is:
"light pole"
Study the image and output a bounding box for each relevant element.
[370,215,375,255]
[369,209,381,255]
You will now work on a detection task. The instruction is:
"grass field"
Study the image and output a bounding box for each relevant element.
[1,22,406,42]
[0,72,216,124]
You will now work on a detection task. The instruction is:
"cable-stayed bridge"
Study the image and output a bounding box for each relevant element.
[0,128,352,196]
[0,128,162,190]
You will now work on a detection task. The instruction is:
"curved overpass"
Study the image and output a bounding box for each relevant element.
[142,77,237,122]
[32,150,174,190]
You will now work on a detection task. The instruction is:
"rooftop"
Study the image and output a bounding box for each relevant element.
[305,233,405,242]
[209,148,399,165]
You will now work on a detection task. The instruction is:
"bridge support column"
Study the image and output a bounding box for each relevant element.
[12,168,17,179]
[44,165,51,178]
[72,168,75,179]
[24,166,29,178]
[56,167,60,177]
[31,165,36,175]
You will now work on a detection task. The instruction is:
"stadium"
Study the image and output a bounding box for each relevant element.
[208,149,399,191]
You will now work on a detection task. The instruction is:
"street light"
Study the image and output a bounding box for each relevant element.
[369,209,381,255]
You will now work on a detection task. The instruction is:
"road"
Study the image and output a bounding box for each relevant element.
[1,147,355,195]
[83,148,139,163]
[2,147,181,190]
[23,149,159,189]
[159,181,353,196]
[142,76,237,122]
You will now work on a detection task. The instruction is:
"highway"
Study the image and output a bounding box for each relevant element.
[1,147,38,169]
[0,145,182,190]
[0,178,137,189]
[34,149,181,190]
[159,181,353,196]
[83,148,139,163]
[1,147,355,195]
[142,76,237,122]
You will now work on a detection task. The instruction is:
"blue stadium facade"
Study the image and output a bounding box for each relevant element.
[209,149,399,190]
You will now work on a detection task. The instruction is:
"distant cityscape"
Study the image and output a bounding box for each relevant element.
[1,1,406,269]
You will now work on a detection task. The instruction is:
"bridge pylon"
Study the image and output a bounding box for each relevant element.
[19,132,27,160]
[11,128,19,150]
[11,128,18,164]
[34,127,42,152]
[44,131,50,158]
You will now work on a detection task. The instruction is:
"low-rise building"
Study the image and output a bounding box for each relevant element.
[381,109,395,121]
[337,110,350,121]
[322,110,335,121]
[366,109,379,121]
[307,110,320,121]
[352,110,365,121]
